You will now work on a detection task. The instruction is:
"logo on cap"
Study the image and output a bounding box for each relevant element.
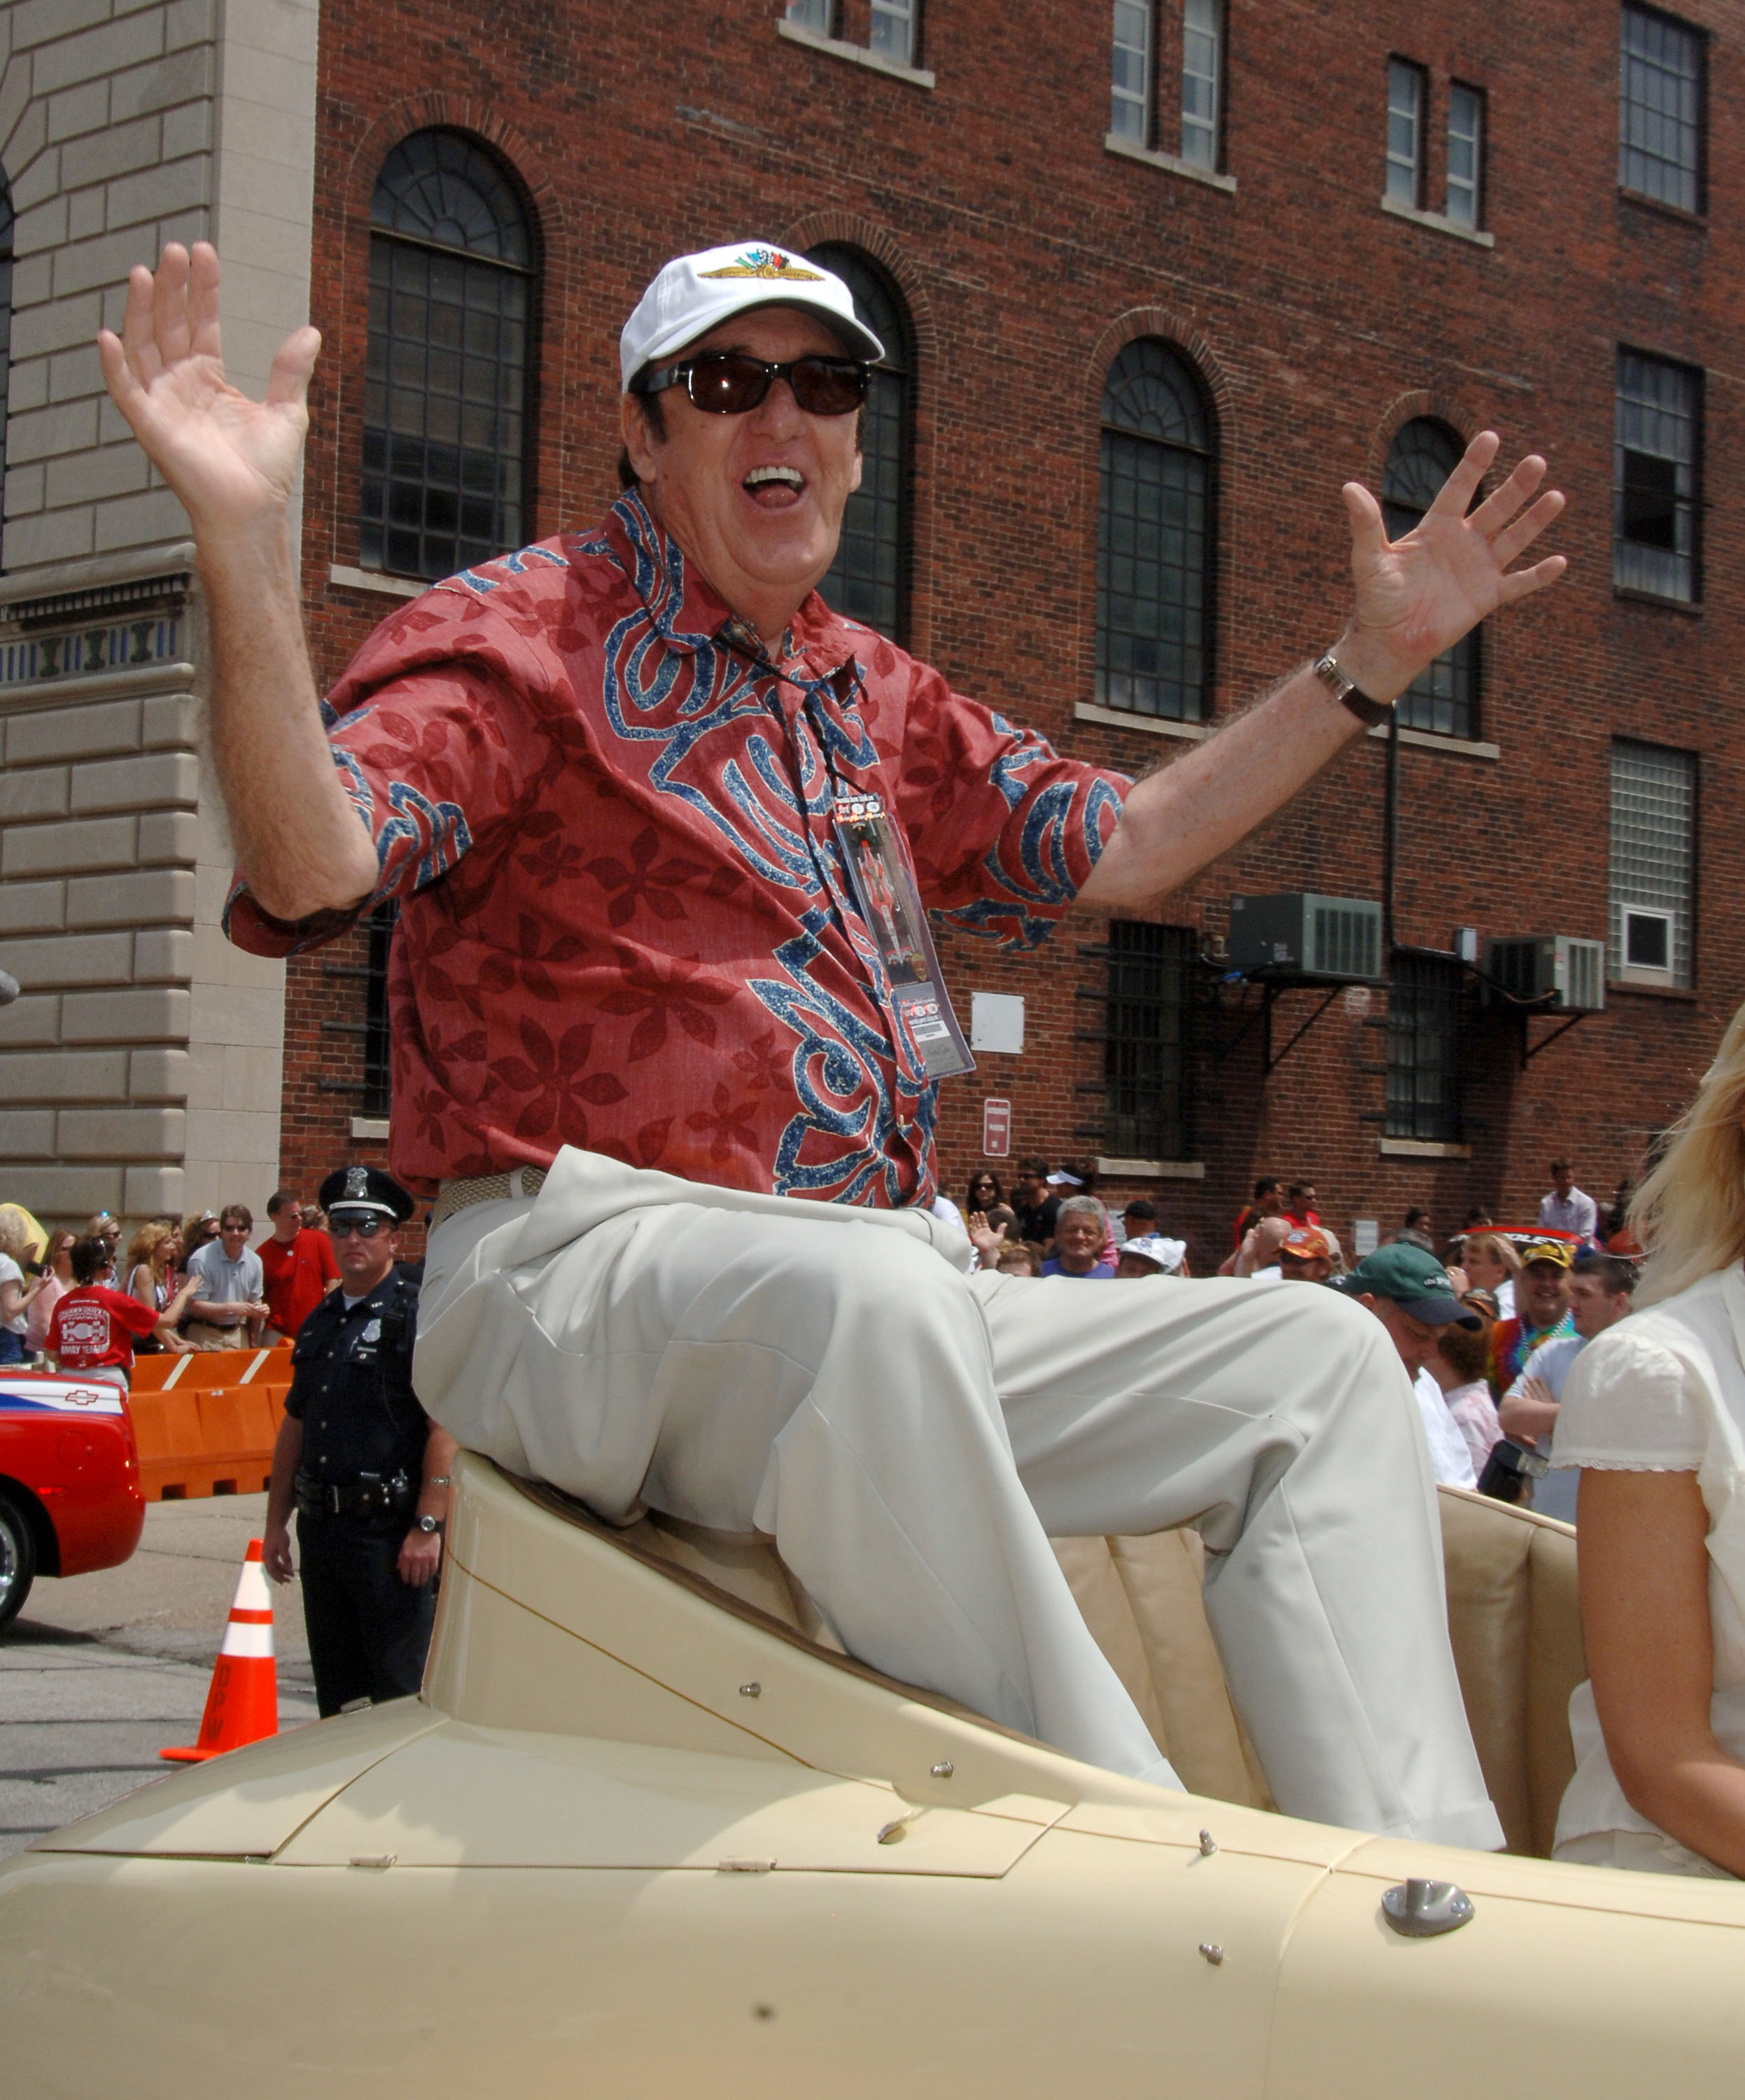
[699,247,822,281]
[344,1166,370,1201]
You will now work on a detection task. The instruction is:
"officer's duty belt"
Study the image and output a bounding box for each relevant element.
[294,1471,414,1520]
[430,1166,547,1231]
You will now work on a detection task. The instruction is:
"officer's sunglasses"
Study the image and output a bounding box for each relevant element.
[637,351,869,417]
[328,1213,389,1240]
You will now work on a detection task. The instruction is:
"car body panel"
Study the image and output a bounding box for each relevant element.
[7,1448,1745,2098]
[0,1370,143,1578]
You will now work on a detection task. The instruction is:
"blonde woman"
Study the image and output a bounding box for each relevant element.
[125,1221,187,1354]
[24,1228,76,1354]
[1553,998,1745,1877]
[1461,1232,1522,1320]
[0,1206,44,1365]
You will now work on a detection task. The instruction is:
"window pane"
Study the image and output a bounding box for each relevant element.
[1446,83,1482,225]
[1610,741,1695,986]
[1382,420,1476,738]
[1181,0,1221,168]
[1613,350,1699,601]
[1620,4,1702,211]
[869,0,913,64]
[785,0,832,29]
[362,134,532,580]
[1386,953,1464,1143]
[1096,342,1213,722]
[1111,0,1151,143]
[1387,59,1422,206]
[808,247,911,640]
[1103,922,1195,1161]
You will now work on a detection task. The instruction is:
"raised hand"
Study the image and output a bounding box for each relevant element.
[97,241,321,541]
[1337,431,1567,699]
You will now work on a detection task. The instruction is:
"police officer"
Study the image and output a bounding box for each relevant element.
[262,1166,456,1716]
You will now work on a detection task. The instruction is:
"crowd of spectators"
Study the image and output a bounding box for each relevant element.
[0,1186,343,1390]
[955,1151,1640,1523]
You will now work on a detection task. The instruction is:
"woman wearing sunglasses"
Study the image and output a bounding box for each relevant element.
[108,235,1567,1844]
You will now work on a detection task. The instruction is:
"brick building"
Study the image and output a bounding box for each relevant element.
[5,0,1740,1265]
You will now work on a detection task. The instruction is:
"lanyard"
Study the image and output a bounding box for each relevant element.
[726,622,975,1084]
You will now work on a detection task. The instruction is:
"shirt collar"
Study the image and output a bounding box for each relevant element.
[603,489,865,682]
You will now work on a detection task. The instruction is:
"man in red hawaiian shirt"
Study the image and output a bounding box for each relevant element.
[101,239,1565,1846]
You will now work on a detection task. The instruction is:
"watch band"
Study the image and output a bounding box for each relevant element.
[1312,651,1394,729]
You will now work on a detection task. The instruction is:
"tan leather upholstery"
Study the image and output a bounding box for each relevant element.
[612,1481,1583,1856]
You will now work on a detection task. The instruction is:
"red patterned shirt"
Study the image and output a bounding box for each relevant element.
[227,495,1128,1205]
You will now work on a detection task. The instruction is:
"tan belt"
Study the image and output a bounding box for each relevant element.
[430,1166,547,1231]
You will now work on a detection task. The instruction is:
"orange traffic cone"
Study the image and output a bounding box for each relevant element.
[160,1537,279,1763]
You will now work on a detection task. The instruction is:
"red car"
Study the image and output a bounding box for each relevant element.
[0,1371,146,1632]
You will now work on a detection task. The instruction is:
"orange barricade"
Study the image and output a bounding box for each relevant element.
[127,1345,295,1500]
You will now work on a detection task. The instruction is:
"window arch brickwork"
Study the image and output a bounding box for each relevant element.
[362,128,534,580]
[1095,338,1214,722]
[807,244,913,643]
[1383,416,1478,739]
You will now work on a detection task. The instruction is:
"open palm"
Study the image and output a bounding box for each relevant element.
[97,242,321,537]
[1341,431,1567,689]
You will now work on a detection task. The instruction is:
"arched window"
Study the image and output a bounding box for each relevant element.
[1382,419,1477,738]
[0,172,13,561]
[362,130,533,580]
[806,245,912,642]
[1095,340,1213,721]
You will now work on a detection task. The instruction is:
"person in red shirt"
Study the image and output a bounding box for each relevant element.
[48,1238,197,1390]
[257,1187,341,1341]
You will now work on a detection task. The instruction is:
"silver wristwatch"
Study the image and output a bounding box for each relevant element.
[1312,651,1392,728]
[416,1513,444,1534]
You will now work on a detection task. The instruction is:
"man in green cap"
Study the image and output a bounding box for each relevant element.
[1333,1247,1485,1487]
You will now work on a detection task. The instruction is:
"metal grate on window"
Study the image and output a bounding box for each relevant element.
[1181,0,1221,167]
[1386,59,1424,207]
[1111,0,1151,144]
[362,901,398,1116]
[1383,419,1477,738]
[1609,740,1695,986]
[1386,952,1464,1143]
[1620,4,1702,211]
[1446,83,1483,226]
[808,247,911,642]
[1096,340,1213,721]
[362,131,533,582]
[1614,349,1700,602]
[0,176,11,558]
[1104,923,1195,1161]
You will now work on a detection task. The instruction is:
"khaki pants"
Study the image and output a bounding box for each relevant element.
[416,1147,1501,1849]
[182,1320,252,1351]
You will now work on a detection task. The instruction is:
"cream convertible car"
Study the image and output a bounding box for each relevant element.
[3,1455,1741,2096]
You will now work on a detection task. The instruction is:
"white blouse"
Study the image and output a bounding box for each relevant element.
[1552,1265,1745,1851]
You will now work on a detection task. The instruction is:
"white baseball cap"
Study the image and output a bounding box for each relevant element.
[1120,1235,1188,1275]
[619,241,884,393]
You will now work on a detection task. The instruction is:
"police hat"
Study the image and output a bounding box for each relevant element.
[318,1163,415,1224]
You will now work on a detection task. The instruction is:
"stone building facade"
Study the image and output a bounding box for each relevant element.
[0,0,316,1225]
[8,0,1742,1268]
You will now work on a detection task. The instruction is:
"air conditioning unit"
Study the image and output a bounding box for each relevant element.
[1618,904,1676,988]
[1227,893,1385,982]
[1483,935,1606,1012]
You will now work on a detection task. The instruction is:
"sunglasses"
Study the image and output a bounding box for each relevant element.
[638,350,869,417]
[328,1214,390,1240]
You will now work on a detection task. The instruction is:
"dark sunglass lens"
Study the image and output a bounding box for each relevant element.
[689,354,769,414]
[791,358,868,414]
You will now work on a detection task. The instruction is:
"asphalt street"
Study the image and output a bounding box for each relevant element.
[0,1493,319,1858]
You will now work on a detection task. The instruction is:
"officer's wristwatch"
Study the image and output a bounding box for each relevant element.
[1312,650,1394,728]
[416,1513,444,1534]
